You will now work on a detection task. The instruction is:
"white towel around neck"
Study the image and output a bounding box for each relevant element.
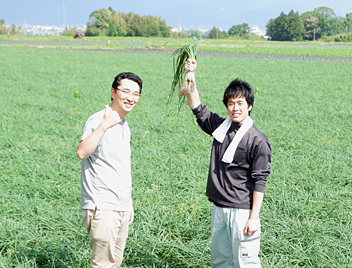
[212,116,253,163]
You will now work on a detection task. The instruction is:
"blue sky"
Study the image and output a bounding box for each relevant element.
[1,0,351,31]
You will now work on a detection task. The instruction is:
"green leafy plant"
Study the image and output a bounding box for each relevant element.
[169,44,198,108]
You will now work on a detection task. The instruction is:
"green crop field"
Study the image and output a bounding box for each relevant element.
[0,40,352,267]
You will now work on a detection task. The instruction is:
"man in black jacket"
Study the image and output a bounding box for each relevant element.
[184,59,271,268]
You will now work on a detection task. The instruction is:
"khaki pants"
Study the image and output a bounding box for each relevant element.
[82,209,130,268]
[211,205,261,268]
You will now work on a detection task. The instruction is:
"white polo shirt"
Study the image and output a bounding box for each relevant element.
[80,109,132,211]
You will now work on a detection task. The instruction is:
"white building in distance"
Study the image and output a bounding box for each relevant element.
[22,24,65,36]
[251,26,268,38]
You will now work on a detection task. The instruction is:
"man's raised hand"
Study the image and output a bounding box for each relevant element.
[101,105,121,130]
[185,59,197,73]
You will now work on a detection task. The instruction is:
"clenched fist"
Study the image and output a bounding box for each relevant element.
[101,105,121,130]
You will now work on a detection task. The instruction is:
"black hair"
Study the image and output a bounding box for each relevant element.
[112,72,143,92]
[222,78,254,108]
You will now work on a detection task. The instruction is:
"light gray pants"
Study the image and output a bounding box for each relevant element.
[211,205,261,268]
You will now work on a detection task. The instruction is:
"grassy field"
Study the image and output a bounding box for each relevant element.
[0,41,351,267]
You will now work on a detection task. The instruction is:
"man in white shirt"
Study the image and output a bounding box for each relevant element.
[77,72,142,267]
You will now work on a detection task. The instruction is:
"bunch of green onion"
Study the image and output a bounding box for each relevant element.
[169,44,198,107]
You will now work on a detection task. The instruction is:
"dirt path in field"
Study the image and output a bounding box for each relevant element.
[92,48,352,62]
[1,39,351,62]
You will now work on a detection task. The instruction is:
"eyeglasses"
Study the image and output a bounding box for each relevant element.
[117,88,140,100]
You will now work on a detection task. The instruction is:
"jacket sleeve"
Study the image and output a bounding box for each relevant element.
[250,137,271,193]
[192,103,225,136]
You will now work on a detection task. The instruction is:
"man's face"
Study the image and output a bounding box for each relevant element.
[227,95,252,123]
[111,78,140,115]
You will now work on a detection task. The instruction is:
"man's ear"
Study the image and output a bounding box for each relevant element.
[111,87,116,99]
[249,105,252,111]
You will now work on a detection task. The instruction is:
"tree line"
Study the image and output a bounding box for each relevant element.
[205,6,352,41]
[83,7,253,39]
[85,7,171,37]
[82,6,352,41]
[266,6,352,41]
